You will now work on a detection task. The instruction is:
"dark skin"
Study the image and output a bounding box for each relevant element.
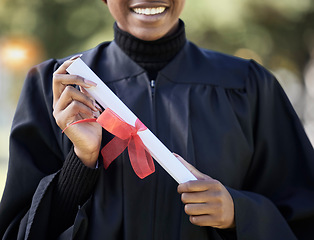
[52,58,102,168]
[52,0,235,229]
[175,154,235,229]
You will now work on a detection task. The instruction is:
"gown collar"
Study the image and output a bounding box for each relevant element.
[80,40,247,89]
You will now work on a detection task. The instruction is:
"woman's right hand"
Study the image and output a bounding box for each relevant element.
[52,57,102,168]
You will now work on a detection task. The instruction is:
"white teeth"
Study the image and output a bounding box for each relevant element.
[132,7,166,15]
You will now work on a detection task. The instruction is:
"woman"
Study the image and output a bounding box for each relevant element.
[1,0,313,239]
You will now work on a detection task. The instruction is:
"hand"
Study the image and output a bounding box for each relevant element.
[52,56,102,168]
[176,154,235,229]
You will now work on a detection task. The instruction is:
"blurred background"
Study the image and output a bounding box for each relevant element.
[0,0,314,198]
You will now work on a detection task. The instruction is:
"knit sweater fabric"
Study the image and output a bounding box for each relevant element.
[114,19,186,79]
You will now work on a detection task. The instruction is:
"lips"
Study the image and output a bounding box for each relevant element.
[130,1,169,16]
[132,7,166,15]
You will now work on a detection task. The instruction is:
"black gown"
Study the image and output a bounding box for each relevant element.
[0,41,314,240]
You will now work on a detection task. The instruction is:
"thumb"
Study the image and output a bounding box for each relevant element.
[173,153,211,181]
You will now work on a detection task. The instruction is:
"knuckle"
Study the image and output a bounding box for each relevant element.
[217,198,223,208]
[217,215,225,227]
[212,179,220,187]
[212,197,223,211]
[53,73,64,81]
[63,86,77,97]
[212,206,225,226]
[71,74,84,82]
[52,109,57,119]
[71,100,81,110]
[52,101,57,110]
[55,118,63,128]
[185,181,194,191]
[53,112,62,128]
[64,85,75,93]
[72,100,91,115]
[85,96,94,106]
[216,205,223,215]
[52,73,60,83]
[211,180,223,191]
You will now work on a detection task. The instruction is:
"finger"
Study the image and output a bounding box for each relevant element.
[52,75,97,109]
[189,214,220,228]
[53,60,75,76]
[64,100,96,119]
[80,85,91,95]
[53,56,96,87]
[80,86,103,112]
[53,73,96,88]
[55,85,98,112]
[54,101,96,130]
[52,57,97,107]
[173,153,210,180]
[53,74,96,97]
[69,54,83,61]
[181,189,220,204]
[178,178,221,194]
[178,180,208,194]
[184,203,216,216]
[53,54,82,75]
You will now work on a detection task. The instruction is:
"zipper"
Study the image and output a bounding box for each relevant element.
[150,79,157,134]
[149,79,156,240]
[150,80,156,99]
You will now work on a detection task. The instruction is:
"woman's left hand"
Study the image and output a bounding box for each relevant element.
[176,154,235,229]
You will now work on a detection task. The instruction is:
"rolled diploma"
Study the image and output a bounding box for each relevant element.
[67,58,197,184]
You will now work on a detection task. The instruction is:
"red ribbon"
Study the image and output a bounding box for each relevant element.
[64,108,155,179]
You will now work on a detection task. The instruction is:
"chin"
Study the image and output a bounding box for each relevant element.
[131,28,172,41]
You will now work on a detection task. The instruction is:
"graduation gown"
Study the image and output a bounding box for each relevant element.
[0,41,314,240]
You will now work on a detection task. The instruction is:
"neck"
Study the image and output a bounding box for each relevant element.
[114,20,186,79]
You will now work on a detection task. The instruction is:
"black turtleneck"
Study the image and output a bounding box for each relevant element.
[114,20,186,80]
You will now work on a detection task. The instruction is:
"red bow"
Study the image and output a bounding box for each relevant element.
[63,108,155,179]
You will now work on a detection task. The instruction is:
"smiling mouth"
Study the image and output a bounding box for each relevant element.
[132,7,166,16]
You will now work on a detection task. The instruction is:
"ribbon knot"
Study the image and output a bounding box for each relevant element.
[64,108,155,179]
[98,109,155,179]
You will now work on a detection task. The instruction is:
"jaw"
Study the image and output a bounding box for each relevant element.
[119,19,180,41]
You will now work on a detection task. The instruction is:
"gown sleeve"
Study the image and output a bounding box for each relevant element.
[0,60,100,239]
[0,59,62,239]
[228,60,314,240]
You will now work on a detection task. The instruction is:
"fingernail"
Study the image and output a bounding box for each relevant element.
[94,102,102,112]
[84,79,97,87]
[92,100,99,112]
[70,54,83,61]
[93,111,100,118]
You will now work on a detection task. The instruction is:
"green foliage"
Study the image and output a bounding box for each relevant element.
[181,0,314,75]
[0,0,114,58]
[0,0,313,74]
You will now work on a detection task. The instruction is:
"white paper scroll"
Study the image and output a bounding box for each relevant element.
[66,58,197,184]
